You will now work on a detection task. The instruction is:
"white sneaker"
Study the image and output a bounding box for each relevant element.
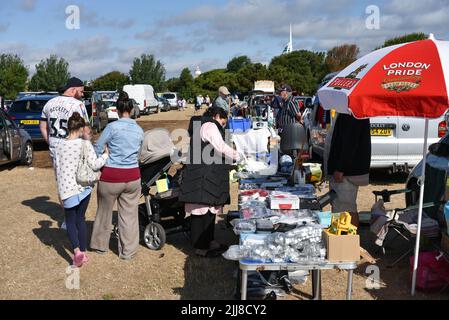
[61,221,67,230]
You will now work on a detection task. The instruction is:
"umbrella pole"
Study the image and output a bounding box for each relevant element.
[411,118,429,296]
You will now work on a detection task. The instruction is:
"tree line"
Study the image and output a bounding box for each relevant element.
[0,33,426,100]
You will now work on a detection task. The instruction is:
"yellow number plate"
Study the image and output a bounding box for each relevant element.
[371,128,393,136]
[20,120,40,125]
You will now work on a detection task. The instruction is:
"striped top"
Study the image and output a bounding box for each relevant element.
[276,96,301,129]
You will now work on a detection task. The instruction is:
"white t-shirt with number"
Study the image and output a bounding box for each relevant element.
[41,96,89,160]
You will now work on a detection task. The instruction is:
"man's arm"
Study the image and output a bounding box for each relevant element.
[40,120,49,144]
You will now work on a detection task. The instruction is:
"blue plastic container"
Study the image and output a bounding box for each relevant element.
[228,117,252,133]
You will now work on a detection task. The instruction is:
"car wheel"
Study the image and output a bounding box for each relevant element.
[143,223,166,250]
[20,141,33,166]
[405,179,420,207]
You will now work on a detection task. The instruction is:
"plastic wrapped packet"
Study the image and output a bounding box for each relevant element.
[240,205,272,220]
[233,220,257,235]
[223,245,251,261]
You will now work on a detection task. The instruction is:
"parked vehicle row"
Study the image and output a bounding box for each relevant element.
[0,108,33,166]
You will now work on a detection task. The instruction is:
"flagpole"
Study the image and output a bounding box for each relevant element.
[411,118,429,296]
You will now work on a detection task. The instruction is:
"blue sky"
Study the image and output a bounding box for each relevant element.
[1,0,448,80]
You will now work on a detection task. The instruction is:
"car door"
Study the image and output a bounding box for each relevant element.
[397,116,442,167]
[0,112,12,163]
[4,114,22,160]
[370,116,399,168]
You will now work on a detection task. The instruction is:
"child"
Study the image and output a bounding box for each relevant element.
[54,112,109,267]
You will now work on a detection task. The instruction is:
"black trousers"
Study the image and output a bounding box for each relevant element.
[190,211,216,250]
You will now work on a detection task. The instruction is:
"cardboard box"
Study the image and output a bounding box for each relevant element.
[323,231,360,262]
[441,233,449,254]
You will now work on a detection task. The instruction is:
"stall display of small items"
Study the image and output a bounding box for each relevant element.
[224,185,327,264]
[224,224,326,264]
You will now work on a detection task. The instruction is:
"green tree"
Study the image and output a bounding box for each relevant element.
[236,63,268,93]
[92,71,130,91]
[325,44,360,73]
[194,69,237,98]
[269,50,326,94]
[377,32,427,49]
[227,56,252,73]
[178,68,195,99]
[29,55,70,92]
[129,54,166,92]
[0,54,28,99]
[165,77,181,93]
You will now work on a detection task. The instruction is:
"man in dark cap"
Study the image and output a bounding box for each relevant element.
[39,77,89,229]
[275,85,302,132]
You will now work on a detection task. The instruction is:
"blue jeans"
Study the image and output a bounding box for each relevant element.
[64,195,91,252]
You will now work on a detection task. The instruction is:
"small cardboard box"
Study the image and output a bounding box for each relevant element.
[441,233,449,254]
[323,231,360,262]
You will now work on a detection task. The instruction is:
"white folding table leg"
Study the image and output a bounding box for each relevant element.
[347,270,354,300]
[241,269,248,300]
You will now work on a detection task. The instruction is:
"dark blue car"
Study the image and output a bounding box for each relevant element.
[8,95,57,141]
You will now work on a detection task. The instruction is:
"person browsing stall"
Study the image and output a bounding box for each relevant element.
[179,107,241,258]
[275,85,302,132]
[213,86,231,112]
[90,92,144,260]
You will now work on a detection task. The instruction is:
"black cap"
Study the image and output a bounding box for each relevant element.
[60,77,84,92]
[279,85,292,93]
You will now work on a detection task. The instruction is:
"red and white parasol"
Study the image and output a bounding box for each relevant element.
[318,34,449,295]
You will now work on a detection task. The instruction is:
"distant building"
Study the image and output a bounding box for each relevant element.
[282,24,293,55]
[194,66,202,78]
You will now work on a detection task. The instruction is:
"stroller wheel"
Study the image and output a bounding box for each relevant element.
[144,223,166,250]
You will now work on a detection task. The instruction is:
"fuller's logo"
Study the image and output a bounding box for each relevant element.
[328,64,368,90]
[381,62,430,93]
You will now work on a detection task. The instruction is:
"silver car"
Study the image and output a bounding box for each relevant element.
[305,73,449,172]
[0,109,33,166]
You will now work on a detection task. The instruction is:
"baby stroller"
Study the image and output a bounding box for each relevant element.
[138,129,189,250]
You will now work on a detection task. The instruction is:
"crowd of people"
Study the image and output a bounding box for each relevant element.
[39,76,370,268]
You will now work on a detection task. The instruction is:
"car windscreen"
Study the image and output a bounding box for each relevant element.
[163,94,176,99]
[10,100,48,113]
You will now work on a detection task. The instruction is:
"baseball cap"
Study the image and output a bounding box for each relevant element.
[60,77,84,92]
[218,86,230,96]
[279,85,292,93]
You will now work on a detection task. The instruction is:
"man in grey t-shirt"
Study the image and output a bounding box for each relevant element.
[213,86,230,112]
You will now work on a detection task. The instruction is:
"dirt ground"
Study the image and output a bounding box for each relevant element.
[1,106,447,300]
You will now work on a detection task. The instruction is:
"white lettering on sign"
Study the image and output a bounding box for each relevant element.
[383,62,430,77]
[383,62,431,70]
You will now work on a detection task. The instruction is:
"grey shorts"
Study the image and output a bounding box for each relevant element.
[329,177,359,213]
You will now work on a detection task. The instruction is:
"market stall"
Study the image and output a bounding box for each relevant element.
[223,115,361,300]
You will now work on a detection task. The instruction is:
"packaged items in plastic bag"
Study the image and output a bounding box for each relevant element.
[233,219,257,235]
[222,245,251,261]
[240,205,272,220]
[256,219,275,234]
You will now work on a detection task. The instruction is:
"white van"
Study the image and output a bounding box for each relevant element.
[123,85,159,115]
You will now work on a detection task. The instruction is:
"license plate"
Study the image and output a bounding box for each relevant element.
[20,120,39,125]
[371,128,393,136]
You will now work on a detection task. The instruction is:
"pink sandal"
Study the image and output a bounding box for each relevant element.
[73,252,86,268]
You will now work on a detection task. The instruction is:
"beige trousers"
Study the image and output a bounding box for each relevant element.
[90,179,141,259]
